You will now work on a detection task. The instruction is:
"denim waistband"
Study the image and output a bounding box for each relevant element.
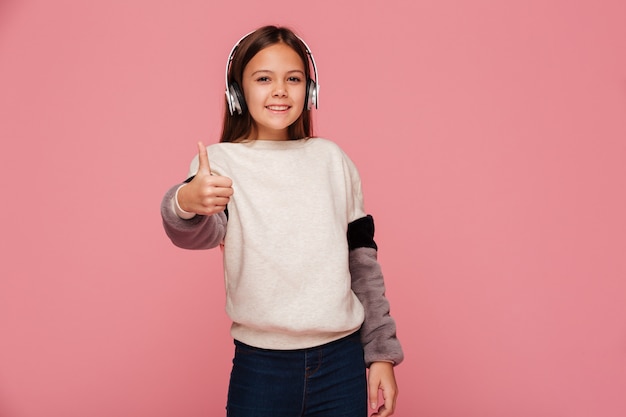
[233,329,360,353]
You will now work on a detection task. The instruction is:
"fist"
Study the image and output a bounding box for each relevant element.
[177,142,233,216]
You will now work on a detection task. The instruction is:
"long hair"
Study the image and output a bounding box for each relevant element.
[220,26,313,143]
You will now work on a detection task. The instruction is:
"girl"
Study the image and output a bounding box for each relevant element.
[161,25,403,417]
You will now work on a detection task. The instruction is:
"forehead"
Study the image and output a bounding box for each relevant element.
[244,43,305,72]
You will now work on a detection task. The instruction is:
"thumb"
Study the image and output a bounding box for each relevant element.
[196,141,212,174]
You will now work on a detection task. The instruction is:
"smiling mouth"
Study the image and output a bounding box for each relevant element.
[266,105,290,111]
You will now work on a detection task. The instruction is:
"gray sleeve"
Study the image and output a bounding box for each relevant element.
[160,184,227,250]
[350,247,404,367]
[348,215,404,367]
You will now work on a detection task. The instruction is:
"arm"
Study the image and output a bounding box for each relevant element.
[161,142,231,250]
[160,183,227,250]
[348,215,404,367]
[348,215,403,417]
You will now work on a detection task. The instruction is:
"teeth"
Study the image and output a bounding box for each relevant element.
[267,106,289,111]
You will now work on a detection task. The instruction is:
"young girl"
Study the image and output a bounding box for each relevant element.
[161,25,403,417]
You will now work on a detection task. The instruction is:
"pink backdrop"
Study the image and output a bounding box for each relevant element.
[1,0,625,416]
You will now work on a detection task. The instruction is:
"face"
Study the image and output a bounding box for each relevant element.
[242,42,307,140]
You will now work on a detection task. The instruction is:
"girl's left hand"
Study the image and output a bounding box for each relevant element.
[368,361,398,417]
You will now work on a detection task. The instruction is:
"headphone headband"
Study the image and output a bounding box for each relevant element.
[225,30,320,115]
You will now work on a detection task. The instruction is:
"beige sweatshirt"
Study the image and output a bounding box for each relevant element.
[179,138,365,349]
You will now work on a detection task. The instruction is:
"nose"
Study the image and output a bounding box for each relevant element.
[272,81,287,97]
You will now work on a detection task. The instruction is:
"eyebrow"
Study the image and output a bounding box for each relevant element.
[250,69,305,76]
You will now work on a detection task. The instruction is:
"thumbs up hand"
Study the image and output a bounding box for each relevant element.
[177,142,233,216]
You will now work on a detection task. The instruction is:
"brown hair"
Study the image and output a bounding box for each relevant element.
[220,26,314,143]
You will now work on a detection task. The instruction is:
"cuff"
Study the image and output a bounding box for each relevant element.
[173,184,196,220]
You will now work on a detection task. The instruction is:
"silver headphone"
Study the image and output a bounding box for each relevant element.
[225,31,320,116]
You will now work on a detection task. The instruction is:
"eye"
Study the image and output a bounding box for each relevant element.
[287,76,302,83]
[256,76,270,82]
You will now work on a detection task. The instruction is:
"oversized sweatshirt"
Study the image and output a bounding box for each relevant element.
[161,138,403,365]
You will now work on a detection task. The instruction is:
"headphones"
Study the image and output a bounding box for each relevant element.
[225,31,319,116]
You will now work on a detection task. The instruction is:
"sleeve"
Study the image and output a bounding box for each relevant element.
[338,146,367,223]
[160,183,227,250]
[348,215,404,367]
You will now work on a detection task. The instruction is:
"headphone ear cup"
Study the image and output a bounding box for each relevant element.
[306,78,317,110]
[228,82,247,115]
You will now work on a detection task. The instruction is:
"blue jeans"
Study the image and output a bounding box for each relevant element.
[226,331,367,417]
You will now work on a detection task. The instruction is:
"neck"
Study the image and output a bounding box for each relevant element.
[246,126,289,141]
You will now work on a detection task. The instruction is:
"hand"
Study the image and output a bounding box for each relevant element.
[368,361,398,417]
[177,142,233,216]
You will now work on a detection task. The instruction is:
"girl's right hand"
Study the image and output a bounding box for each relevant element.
[177,142,234,216]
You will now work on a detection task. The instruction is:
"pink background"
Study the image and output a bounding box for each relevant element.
[1,0,625,416]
